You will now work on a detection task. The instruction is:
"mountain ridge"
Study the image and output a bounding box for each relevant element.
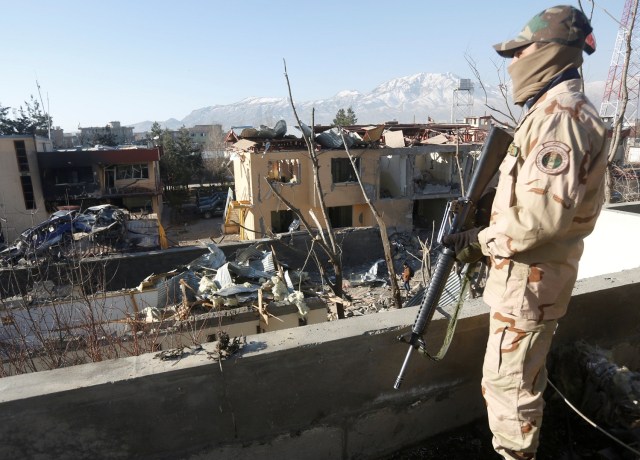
[128,72,605,133]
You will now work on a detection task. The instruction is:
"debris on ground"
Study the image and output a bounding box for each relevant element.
[129,241,317,329]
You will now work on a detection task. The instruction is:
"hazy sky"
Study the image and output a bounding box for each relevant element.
[1,0,627,132]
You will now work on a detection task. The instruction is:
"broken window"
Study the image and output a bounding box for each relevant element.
[116,164,149,180]
[20,175,36,210]
[378,155,408,198]
[54,167,94,185]
[267,159,300,184]
[332,158,359,183]
[271,209,295,233]
[413,152,462,196]
[328,205,352,228]
[14,140,30,173]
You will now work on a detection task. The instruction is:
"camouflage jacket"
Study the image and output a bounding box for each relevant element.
[478,79,607,321]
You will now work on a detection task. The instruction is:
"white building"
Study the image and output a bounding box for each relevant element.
[79,121,134,147]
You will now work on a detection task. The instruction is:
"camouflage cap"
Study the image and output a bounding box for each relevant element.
[493,5,595,58]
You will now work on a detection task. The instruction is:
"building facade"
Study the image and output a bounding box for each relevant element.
[78,121,134,147]
[226,124,486,240]
[188,124,225,158]
[37,146,163,216]
[0,135,52,241]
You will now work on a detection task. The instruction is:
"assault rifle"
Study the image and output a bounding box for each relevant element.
[393,126,513,390]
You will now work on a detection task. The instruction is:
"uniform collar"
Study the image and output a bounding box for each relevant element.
[524,68,581,110]
[516,77,583,130]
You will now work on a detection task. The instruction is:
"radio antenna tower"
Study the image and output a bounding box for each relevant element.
[599,0,640,124]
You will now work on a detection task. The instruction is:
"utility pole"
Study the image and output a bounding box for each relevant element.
[35,79,52,140]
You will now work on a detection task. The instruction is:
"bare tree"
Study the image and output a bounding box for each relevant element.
[263,60,346,318]
[465,53,519,127]
[338,131,403,309]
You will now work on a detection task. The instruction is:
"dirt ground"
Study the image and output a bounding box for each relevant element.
[160,206,237,248]
[161,210,637,459]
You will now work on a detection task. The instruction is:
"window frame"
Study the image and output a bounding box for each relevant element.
[331,157,359,184]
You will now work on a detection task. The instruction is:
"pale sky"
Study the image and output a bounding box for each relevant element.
[1,0,627,132]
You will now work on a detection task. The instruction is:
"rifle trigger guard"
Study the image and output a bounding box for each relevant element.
[396,333,410,344]
[396,333,425,351]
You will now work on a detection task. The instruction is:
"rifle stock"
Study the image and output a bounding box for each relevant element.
[393,126,513,390]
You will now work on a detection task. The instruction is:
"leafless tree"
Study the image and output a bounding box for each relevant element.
[338,131,403,309]
[0,248,170,376]
[464,53,519,128]
[263,60,345,318]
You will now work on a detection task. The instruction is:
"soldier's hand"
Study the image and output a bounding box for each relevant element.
[475,188,496,227]
[442,227,484,264]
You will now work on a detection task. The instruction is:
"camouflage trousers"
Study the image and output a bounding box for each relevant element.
[481,311,558,459]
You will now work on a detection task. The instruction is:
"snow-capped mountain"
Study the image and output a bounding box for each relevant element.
[129,72,605,132]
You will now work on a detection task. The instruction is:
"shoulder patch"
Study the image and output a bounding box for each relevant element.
[507,143,520,157]
[535,141,570,175]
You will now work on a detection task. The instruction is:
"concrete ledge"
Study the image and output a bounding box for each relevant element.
[1,268,639,459]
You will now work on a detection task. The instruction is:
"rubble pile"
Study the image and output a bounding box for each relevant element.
[225,119,489,154]
[0,225,433,373]
[131,242,317,332]
[340,231,430,317]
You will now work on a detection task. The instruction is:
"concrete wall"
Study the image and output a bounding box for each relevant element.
[579,206,640,279]
[1,227,385,298]
[1,267,638,460]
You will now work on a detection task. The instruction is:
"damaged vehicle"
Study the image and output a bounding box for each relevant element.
[82,204,127,243]
[0,204,139,265]
[0,210,92,263]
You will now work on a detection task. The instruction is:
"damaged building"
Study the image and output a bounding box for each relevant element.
[223,121,491,239]
[0,137,163,244]
[37,145,163,216]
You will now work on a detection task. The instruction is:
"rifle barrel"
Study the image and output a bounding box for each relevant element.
[392,126,513,390]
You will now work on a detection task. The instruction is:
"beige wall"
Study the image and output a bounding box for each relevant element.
[100,160,162,216]
[232,144,474,240]
[0,136,51,241]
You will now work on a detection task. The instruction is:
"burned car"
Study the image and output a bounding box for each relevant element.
[0,205,130,265]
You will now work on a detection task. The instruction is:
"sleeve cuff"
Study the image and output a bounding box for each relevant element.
[478,228,490,256]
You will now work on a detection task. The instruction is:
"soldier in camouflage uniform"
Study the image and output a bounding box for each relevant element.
[443,5,607,459]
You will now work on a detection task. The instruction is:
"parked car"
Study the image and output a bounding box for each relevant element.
[196,191,227,219]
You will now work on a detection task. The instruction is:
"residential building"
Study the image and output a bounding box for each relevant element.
[78,121,134,147]
[0,135,52,241]
[225,123,488,240]
[134,125,224,154]
[189,124,225,158]
[49,126,80,149]
[37,146,163,216]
